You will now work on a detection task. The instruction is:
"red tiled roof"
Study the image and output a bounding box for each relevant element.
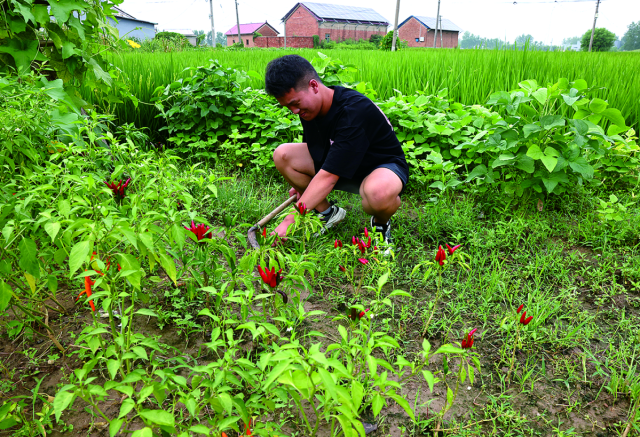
[225,22,268,36]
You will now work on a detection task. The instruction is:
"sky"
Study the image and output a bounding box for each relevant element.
[118,0,639,45]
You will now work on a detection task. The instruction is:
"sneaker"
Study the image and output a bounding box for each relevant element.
[317,203,346,234]
[370,217,393,255]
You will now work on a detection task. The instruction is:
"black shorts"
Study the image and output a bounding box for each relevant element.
[333,162,409,196]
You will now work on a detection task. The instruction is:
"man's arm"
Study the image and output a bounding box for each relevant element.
[272,170,339,238]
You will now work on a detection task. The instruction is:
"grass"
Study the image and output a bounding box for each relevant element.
[95,47,640,133]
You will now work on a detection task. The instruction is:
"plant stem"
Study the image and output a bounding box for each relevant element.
[422,270,442,336]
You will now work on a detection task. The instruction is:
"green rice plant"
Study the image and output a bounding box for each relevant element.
[89,48,640,133]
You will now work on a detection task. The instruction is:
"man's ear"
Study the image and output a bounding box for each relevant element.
[309,79,320,94]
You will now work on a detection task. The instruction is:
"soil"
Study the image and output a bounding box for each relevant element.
[1,246,638,437]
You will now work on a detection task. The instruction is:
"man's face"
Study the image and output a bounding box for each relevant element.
[276,79,322,121]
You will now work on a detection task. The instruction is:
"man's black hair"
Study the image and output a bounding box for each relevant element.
[265,55,321,98]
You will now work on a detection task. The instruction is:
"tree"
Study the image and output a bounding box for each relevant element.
[562,36,580,45]
[459,31,483,49]
[205,31,227,47]
[193,30,206,46]
[580,27,616,52]
[515,34,535,46]
[621,21,640,51]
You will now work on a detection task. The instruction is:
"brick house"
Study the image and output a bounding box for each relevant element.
[398,16,461,48]
[225,22,279,47]
[282,2,388,43]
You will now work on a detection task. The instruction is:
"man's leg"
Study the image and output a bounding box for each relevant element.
[273,143,330,212]
[359,168,403,224]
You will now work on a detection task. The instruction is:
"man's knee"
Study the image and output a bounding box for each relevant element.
[273,143,292,169]
[362,184,397,210]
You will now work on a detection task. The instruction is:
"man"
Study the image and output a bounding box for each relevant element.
[265,55,408,246]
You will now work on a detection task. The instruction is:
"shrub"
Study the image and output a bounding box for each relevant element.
[313,35,321,48]
[155,31,189,43]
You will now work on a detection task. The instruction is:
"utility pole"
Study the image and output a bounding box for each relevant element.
[588,0,600,52]
[235,0,242,46]
[433,0,441,48]
[439,16,443,48]
[284,20,287,49]
[208,0,216,47]
[391,0,400,51]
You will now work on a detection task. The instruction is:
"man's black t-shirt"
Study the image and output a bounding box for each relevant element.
[301,86,408,181]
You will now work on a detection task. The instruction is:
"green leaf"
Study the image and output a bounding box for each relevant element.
[465,164,487,182]
[262,359,291,391]
[88,58,112,86]
[589,98,608,114]
[531,88,548,105]
[0,38,45,74]
[435,344,465,354]
[526,144,544,160]
[135,308,158,317]
[318,368,337,400]
[139,409,174,427]
[217,393,233,416]
[54,390,75,421]
[117,253,142,289]
[540,155,558,172]
[422,370,435,392]
[68,240,91,276]
[106,360,120,379]
[109,418,124,437]
[44,222,61,242]
[389,289,411,298]
[48,0,88,24]
[19,238,40,278]
[515,155,535,173]
[351,380,364,412]
[390,393,415,421]
[131,428,153,437]
[371,393,385,417]
[0,280,13,312]
[540,115,565,130]
[569,158,594,179]
[158,253,177,286]
[189,424,212,435]
[61,41,77,59]
[523,124,541,138]
[600,108,627,128]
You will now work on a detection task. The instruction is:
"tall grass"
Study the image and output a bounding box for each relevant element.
[94,48,640,134]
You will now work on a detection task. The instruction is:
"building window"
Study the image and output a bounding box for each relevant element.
[232,39,235,43]
[246,39,249,45]
[325,33,330,42]
[416,38,419,42]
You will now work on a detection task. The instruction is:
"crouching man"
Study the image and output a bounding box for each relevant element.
[265,55,409,247]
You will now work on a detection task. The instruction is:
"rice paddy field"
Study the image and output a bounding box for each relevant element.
[98,48,640,134]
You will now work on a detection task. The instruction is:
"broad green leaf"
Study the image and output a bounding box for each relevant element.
[540,155,558,172]
[569,158,594,179]
[523,124,541,138]
[117,253,142,289]
[351,380,364,411]
[48,0,88,23]
[24,273,36,293]
[109,418,124,437]
[135,308,158,317]
[371,393,385,417]
[465,164,487,182]
[540,115,565,130]
[139,409,174,426]
[318,368,337,400]
[44,222,61,242]
[0,39,45,74]
[526,144,544,160]
[390,393,415,420]
[531,88,548,105]
[158,253,177,286]
[435,344,465,354]
[422,370,435,392]
[19,238,40,278]
[131,428,153,437]
[0,280,12,312]
[262,360,291,390]
[107,360,120,379]
[589,98,608,114]
[515,155,535,174]
[600,108,627,128]
[217,393,233,416]
[189,424,212,435]
[53,390,75,421]
[68,240,91,276]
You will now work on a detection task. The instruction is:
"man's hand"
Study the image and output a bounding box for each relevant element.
[289,187,301,201]
[271,213,295,244]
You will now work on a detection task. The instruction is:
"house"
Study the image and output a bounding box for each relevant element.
[169,30,198,46]
[225,22,279,47]
[282,2,388,43]
[398,15,461,48]
[107,7,157,40]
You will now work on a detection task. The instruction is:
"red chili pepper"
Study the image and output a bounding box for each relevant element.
[184,221,211,242]
[76,274,96,312]
[352,236,358,245]
[334,239,343,248]
[364,227,369,238]
[257,265,283,288]
[446,244,462,255]
[297,202,307,215]
[435,245,447,266]
[358,258,369,265]
[262,227,267,238]
[517,304,524,314]
[519,311,533,325]
[358,308,370,319]
[461,328,477,349]
[339,265,346,272]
